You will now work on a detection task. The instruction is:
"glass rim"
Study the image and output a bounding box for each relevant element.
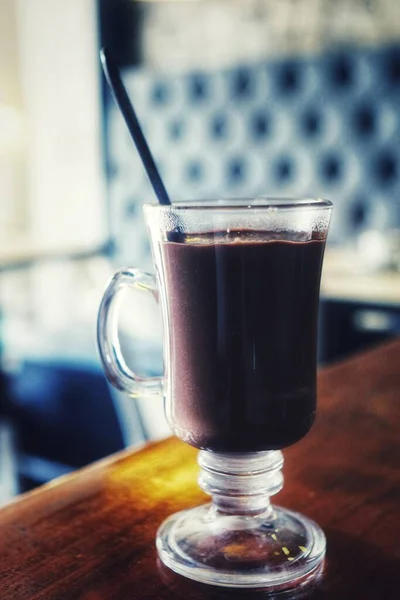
[144,197,332,212]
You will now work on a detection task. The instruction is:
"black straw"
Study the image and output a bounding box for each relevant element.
[100,47,171,206]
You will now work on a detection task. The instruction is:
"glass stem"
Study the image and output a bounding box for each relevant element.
[197,449,284,516]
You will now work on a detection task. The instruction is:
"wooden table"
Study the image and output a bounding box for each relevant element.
[1,341,399,599]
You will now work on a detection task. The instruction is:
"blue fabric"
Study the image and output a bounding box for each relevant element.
[9,361,125,469]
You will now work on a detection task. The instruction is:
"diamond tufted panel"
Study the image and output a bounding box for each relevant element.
[104,44,400,266]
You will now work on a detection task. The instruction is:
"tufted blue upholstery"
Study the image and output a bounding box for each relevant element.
[104,44,400,266]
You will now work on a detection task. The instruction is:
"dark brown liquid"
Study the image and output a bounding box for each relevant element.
[161,230,326,452]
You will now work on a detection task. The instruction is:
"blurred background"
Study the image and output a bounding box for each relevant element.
[1,0,400,503]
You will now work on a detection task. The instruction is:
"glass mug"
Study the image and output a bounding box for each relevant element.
[97,198,332,591]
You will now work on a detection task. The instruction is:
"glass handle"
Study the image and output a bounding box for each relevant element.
[97,268,163,398]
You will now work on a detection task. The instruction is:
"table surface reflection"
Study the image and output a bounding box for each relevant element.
[0,340,399,599]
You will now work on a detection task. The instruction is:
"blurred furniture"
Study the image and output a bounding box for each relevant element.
[1,339,399,599]
[0,246,136,493]
[322,248,400,305]
[103,42,400,363]
[7,360,126,491]
[320,248,400,362]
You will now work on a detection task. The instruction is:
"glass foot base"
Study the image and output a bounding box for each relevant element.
[156,504,326,591]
